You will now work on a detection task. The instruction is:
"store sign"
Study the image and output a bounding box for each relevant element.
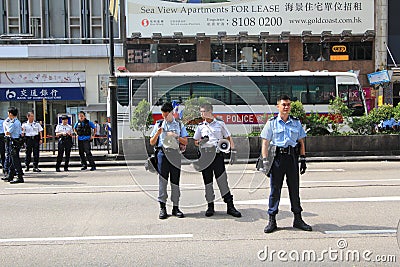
[367,70,391,85]
[153,113,266,124]
[0,87,85,101]
[330,43,349,61]
[127,0,374,37]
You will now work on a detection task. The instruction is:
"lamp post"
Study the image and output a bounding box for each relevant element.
[109,1,118,154]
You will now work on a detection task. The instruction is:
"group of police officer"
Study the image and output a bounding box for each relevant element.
[150,97,311,234]
[0,108,97,184]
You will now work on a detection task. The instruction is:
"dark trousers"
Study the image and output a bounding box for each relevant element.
[56,139,72,169]
[268,154,302,215]
[25,136,40,168]
[201,152,232,203]
[157,150,181,205]
[78,139,96,168]
[0,134,5,168]
[5,139,23,178]
[94,135,101,146]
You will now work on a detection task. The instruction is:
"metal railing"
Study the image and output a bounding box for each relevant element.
[35,124,110,155]
[212,61,289,72]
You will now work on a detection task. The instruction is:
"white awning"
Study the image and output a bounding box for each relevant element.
[81,104,107,112]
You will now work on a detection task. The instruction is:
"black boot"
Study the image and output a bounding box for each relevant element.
[2,174,12,182]
[10,175,24,184]
[293,213,312,231]
[264,215,277,233]
[159,202,168,220]
[226,201,241,218]
[205,202,215,217]
[172,206,184,218]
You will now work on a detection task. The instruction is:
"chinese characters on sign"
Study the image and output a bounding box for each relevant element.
[0,87,85,101]
[127,0,374,36]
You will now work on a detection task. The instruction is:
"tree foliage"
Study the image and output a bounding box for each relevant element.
[290,101,306,122]
[130,99,153,135]
[328,97,352,134]
[181,97,210,135]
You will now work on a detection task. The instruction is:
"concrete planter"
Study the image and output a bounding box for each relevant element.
[305,135,400,157]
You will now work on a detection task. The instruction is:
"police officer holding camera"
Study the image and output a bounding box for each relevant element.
[55,115,73,172]
[2,107,24,184]
[150,102,188,219]
[260,95,311,233]
[22,112,43,172]
[193,103,241,218]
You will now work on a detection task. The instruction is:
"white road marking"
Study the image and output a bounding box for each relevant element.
[4,184,197,190]
[325,230,397,235]
[302,178,400,183]
[0,234,193,243]
[307,169,345,172]
[226,169,345,174]
[226,196,400,206]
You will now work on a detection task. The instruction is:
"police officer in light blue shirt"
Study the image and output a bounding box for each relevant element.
[150,102,188,219]
[260,95,311,233]
[0,117,5,171]
[2,106,24,183]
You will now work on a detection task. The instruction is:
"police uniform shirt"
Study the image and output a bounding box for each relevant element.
[4,118,22,139]
[150,119,188,147]
[260,116,306,148]
[22,121,43,137]
[193,118,231,148]
[0,119,4,134]
[55,124,73,136]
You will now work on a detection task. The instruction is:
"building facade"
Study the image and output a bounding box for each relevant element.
[0,0,124,127]
[0,0,397,125]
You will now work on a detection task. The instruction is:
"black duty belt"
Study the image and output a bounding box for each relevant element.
[276,146,296,155]
[25,135,39,140]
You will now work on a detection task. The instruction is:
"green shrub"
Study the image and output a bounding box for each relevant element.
[130,99,153,135]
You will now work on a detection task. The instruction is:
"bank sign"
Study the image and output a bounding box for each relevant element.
[0,87,85,101]
[127,0,374,37]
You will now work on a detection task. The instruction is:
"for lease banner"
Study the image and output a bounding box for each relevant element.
[127,0,374,37]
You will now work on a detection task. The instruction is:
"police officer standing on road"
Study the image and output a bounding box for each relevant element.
[74,111,96,171]
[150,102,188,219]
[193,103,241,218]
[22,112,43,172]
[0,116,5,172]
[2,107,24,184]
[55,115,73,172]
[260,95,312,233]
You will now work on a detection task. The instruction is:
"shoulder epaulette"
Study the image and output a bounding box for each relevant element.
[198,122,204,125]
[290,115,299,120]
[156,119,163,126]
[268,116,277,121]
[215,117,224,122]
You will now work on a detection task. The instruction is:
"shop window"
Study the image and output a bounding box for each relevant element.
[157,44,196,63]
[303,43,330,61]
[303,42,373,61]
[349,42,373,60]
[126,44,196,63]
